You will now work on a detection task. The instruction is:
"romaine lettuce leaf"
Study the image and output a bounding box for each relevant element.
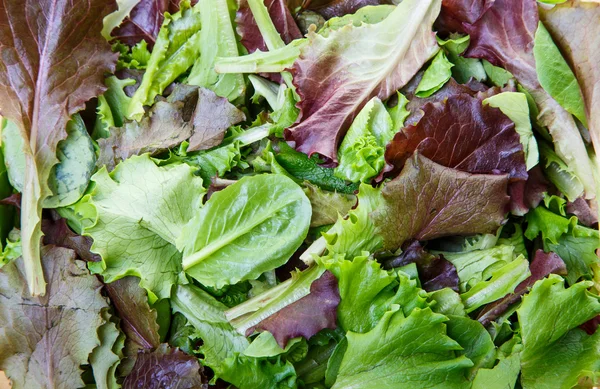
[285,0,441,161]
[0,0,117,295]
[84,155,206,300]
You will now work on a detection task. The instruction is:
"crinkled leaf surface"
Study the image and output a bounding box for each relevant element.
[122,344,207,389]
[250,271,340,348]
[85,155,205,300]
[373,154,509,251]
[0,247,109,389]
[304,183,356,227]
[385,94,526,181]
[285,0,441,162]
[461,0,596,198]
[0,0,117,295]
[180,174,311,289]
[332,306,473,389]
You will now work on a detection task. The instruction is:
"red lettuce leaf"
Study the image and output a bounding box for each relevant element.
[435,0,493,33]
[383,241,459,292]
[477,250,567,325]
[507,165,551,216]
[123,344,207,389]
[374,153,509,251]
[111,0,168,48]
[0,0,118,296]
[566,198,598,228]
[284,0,440,162]
[41,212,100,263]
[237,0,302,54]
[385,94,526,181]
[304,0,392,19]
[249,271,340,348]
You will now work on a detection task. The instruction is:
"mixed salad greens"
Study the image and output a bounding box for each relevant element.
[0,0,599,388]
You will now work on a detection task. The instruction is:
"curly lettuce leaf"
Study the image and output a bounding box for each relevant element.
[218,355,296,389]
[93,76,136,139]
[517,276,600,388]
[0,0,117,295]
[285,0,441,161]
[102,0,143,40]
[0,247,109,388]
[90,310,124,389]
[84,155,205,300]
[304,184,356,228]
[331,306,473,389]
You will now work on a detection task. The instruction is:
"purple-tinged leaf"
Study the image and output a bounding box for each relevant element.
[111,0,169,48]
[123,344,207,389]
[304,0,392,19]
[249,271,340,348]
[477,250,567,325]
[507,165,551,216]
[237,0,302,54]
[435,0,493,33]
[384,241,459,292]
[41,212,100,263]
[566,198,598,228]
[374,153,510,251]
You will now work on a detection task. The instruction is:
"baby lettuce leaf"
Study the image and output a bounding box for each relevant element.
[89,310,124,389]
[461,0,596,199]
[385,94,527,182]
[285,0,441,162]
[84,155,205,300]
[304,183,356,227]
[415,50,454,98]
[122,344,207,389]
[127,1,202,120]
[102,0,143,40]
[517,276,600,389]
[249,271,340,348]
[374,154,509,251]
[540,2,600,188]
[180,174,311,289]
[334,97,397,183]
[187,0,245,102]
[218,355,297,389]
[0,247,109,389]
[171,284,249,373]
[0,0,118,295]
[237,0,302,54]
[304,0,392,19]
[332,306,473,389]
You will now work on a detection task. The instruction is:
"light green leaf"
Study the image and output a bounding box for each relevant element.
[218,355,297,389]
[84,154,205,300]
[243,332,303,358]
[2,115,96,208]
[518,276,600,388]
[428,288,466,317]
[93,76,136,139]
[387,92,410,133]
[319,5,396,36]
[335,97,395,183]
[102,0,142,40]
[534,22,587,127]
[188,0,245,101]
[461,255,530,313]
[446,315,495,378]
[472,343,521,389]
[332,306,473,389]
[171,284,249,372]
[483,59,514,87]
[538,140,584,202]
[215,39,308,74]
[127,1,202,120]
[484,92,539,170]
[438,34,486,83]
[415,50,454,97]
[90,310,123,389]
[0,229,21,269]
[180,174,311,289]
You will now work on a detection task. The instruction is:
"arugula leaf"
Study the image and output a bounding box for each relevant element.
[518,276,600,388]
[332,306,473,389]
[122,344,207,389]
[334,97,397,183]
[85,155,205,300]
[415,50,454,97]
[180,174,311,288]
[0,247,109,388]
[285,0,441,161]
[0,0,117,295]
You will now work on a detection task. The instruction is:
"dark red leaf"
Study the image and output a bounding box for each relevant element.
[383,241,459,292]
[508,165,551,216]
[566,198,598,228]
[477,250,567,326]
[249,271,340,348]
[580,315,600,336]
[41,212,101,263]
[123,344,207,389]
[0,193,21,210]
[435,0,493,34]
[385,94,527,182]
[304,0,392,19]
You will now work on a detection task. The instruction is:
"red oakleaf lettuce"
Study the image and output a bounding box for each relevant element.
[385,94,526,181]
[249,271,340,348]
[0,0,118,295]
[284,0,441,162]
[304,0,392,19]
[459,0,595,199]
[374,153,509,251]
[237,0,302,54]
[122,344,207,389]
[477,250,567,325]
[111,0,168,47]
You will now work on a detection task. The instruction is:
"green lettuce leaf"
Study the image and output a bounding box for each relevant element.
[518,276,600,389]
[84,154,205,300]
[127,1,202,120]
[90,310,124,389]
[445,315,495,378]
[304,183,356,228]
[415,50,454,97]
[93,76,136,139]
[331,306,473,389]
[438,34,486,83]
[0,229,21,269]
[472,340,521,389]
[101,0,142,40]
[334,97,397,183]
[218,355,297,389]
[180,174,311,289]
[484,92,539,170]
[483,60,514,87]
